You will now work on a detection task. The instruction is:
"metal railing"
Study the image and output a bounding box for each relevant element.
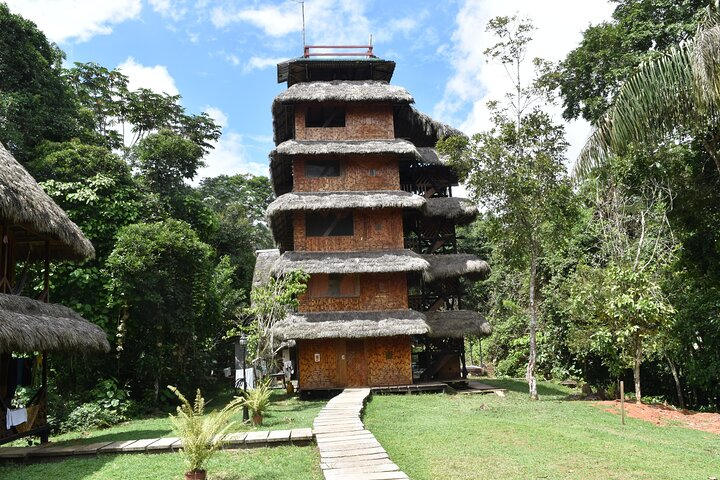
[303,45,375,58]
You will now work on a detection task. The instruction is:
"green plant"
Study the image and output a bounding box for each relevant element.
[168,385,242,474]
[241,381,272,419]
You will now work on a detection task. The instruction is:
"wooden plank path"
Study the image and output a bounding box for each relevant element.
[0,427,314,461]
[314,388,409,480]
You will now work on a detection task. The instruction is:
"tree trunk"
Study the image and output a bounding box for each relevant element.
[665,354,685,409]
[526,252,539,400]
[633,337,642,404]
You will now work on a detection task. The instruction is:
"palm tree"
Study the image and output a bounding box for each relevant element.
[576,5,720,177]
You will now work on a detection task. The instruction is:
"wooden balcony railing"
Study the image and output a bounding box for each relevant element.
[303,45,375,58]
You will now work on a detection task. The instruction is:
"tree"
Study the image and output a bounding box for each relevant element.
[556,0,707,123]
[576,5,720,176]
[0,4,81,160]
[107,220,220,402]
[233,270,308,378]
[439,15,575,399]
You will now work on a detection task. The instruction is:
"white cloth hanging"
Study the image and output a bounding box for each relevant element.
[6,408,27,429]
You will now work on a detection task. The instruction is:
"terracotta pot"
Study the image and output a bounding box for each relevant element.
[252,412,263,426]
[185,469,207,480]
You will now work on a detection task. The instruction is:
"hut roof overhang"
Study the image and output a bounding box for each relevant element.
[271,249,429,276]
[0,293,110,353]
[267,190,425,225]
[393,105,466,147]
[422,254,489,282]
[273,80,413,105]
[424,197,478,225]
[272,309,428,340]
[0,143,95,261]
[425,310,491,338]
[252,249,281,289]
[277,58,396,86]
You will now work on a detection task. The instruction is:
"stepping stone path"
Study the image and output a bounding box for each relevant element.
[314,388,409,480]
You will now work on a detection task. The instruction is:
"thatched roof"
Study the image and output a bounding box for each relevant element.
[416,147,449,165]
[394,105,466,147]
[271,139,419,158]
[425,310,491,338]
[274,80,414,105]
[271,249,429,276]
[272,309,428,340]
[425,197,478,225]
[277,58,396,86]
[267,191,425,225]
[0,143,95,261]
[0,293,109,353]
[422,254,489,282]
[252,249,280,288]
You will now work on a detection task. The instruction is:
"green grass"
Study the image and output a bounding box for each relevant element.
[48,389,325,447]
[0,445,323,480]
[364,378,720,480]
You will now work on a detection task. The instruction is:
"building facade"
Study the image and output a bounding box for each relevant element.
[256,51,490,390]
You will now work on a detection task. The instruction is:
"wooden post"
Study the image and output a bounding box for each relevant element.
[620,380,625,425]
[43,240,49,303]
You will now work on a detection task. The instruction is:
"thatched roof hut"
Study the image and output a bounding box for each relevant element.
[272,309,428,340]
[422,254,489,282]
[0,143,95,261]
[0,293,109,353]
[425,310,491,338]
[424,197,478,225]
[271,249,429,276]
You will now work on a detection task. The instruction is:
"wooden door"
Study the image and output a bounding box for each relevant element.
[346,339,367,387]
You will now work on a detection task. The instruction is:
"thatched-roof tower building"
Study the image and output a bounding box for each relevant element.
[257,48,490,390]
[0,143,109,444]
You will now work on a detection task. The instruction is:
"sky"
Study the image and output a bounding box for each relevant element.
[6,0,616,183]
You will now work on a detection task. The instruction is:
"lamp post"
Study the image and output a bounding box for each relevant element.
[238,334,249,423]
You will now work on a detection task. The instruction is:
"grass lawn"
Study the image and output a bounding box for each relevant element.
[0,445,323,480]
[364,378,720,480]
[48,389,325,447]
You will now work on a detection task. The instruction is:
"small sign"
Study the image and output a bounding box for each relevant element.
[314,353,320,362]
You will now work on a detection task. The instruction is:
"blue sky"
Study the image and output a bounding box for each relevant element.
[6,0,615,183]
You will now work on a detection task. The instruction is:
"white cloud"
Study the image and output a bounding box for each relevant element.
[196,132,270,181]
[204,106,228,129]
[5,0,141,43]
[435,0,614,166]
[243,56,288,73]
[149,0,188,20]
[117,57,180,96]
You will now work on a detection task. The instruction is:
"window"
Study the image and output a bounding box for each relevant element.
[308,274,360,298]
[305,159,341,177]
[305,106,346,127]
[306,211,354,236]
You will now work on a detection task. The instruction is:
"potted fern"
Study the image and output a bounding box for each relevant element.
[241,380,272,426]
[168,386,243,480]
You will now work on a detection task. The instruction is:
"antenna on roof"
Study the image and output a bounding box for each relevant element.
[290,0,306,48]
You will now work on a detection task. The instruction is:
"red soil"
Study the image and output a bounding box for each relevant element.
[596,400,720,435]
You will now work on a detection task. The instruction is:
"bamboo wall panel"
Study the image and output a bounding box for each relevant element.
[437,355,461,380]
[367,336,412,386]
[293,157,400,192]
[297,339,341,389]
[300,272,408,312]
[346,339,367,387]
[295,104,394,141]
[294,209,403,251]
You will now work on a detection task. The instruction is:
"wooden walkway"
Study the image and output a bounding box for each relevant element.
[314,388,408,480]
[0,428,314,461]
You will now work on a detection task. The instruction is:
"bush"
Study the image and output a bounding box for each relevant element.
[58,378,134,433]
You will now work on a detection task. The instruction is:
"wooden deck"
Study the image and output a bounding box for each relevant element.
[371,381,447,394]
[314,388,409,480]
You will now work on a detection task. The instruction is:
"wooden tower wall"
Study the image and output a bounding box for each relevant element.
[300,272,408,312]
[294,104,394,141]
[293,209,404,251]
[293,156,400,192]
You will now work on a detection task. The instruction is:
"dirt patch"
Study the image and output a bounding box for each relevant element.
[596,400,720,435]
